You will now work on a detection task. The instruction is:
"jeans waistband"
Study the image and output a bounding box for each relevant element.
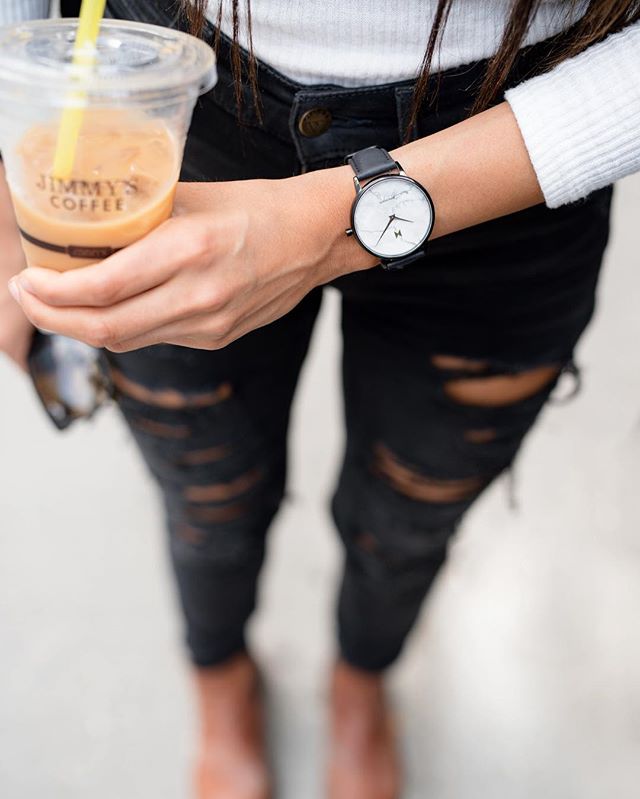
[215,32,566,171]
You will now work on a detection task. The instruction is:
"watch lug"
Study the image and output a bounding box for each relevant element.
[353,175,362,193]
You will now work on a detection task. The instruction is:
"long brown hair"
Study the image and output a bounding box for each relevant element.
[181,1,640,134]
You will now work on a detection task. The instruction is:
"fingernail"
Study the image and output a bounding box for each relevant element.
[18,273,34,294]
[7,278,21,304]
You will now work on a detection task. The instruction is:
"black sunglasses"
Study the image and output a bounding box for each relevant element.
[27,330,115,431]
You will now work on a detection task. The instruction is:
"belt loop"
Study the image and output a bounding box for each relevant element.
[395,85,417,144]
[288,91,310,173]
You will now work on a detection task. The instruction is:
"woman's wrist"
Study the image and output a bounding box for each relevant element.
[278,165,378,283]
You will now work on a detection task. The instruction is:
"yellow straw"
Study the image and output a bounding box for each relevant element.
[52,0,107,179]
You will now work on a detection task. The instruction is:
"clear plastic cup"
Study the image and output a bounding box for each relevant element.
[0,18,216,270]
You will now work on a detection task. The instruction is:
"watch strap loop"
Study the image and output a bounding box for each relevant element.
[380,247,427,271]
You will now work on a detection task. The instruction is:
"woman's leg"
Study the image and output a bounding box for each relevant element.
[328,315,564,799]
[106,289,322,798]
[327,186,612,799]
[108,290,321,667]
[334,347,562,670]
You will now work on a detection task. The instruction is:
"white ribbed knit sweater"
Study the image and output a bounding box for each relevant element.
[1,1,639,209]
[218,1,590,86]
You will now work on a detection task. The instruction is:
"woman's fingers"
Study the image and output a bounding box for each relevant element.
[108,285,306,353]
[12,215,204,308]
[104,313,214,352]
[11,273,211,348]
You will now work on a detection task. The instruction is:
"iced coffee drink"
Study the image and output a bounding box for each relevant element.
[12,111,179,269]
[0,18,216,271]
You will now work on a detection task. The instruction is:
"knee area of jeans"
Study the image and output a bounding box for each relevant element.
[109,365,237,448]
[107,364,286,539]
[110,363,289,487]
[332,490,458,582]
[369,442,488,506]
[166,465,285,563]
[327,440,480,580]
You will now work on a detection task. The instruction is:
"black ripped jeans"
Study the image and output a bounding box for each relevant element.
[105,0,612,671]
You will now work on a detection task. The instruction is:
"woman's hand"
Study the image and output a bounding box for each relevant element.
[8,167,374,353]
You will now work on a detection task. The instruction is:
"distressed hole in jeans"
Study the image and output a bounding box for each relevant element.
[464,428,496,444]
[372,443,484,503]
[176,523,206,546]
[174,445,231,466]
[187,502,247,524]
[184,467,263,503]
[443,364,560,408]
[431,354,489,373]
[130,416,191,439]
[111,367,232,409]
[356,531,378,553]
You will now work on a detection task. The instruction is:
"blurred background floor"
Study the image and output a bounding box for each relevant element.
[1,173,640,798]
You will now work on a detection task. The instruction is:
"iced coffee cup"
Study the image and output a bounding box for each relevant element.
[0,18,216,270]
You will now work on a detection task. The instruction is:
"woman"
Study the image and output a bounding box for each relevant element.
[2,1,640,797]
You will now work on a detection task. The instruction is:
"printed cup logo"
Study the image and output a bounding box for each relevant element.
[35,174,139,214]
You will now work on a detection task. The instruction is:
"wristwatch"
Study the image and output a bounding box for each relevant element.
[345,145,435,270]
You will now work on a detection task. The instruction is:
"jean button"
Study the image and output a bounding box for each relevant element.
[298,107,332,137]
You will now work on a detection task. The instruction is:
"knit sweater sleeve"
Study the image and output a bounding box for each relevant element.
[0,1,50,25]
[505,22,640,208]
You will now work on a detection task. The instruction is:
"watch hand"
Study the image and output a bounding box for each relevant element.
[393,216,414,223]
[375,216,395,245]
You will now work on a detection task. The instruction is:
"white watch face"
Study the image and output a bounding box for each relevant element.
[352,175,434,259]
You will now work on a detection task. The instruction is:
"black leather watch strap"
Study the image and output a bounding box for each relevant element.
[345,146,397,182]
[380,248,427,271]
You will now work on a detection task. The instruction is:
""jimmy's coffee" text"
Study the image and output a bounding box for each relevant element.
[35,174,139,213]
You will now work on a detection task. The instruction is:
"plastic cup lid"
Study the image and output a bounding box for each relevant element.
[0,18,217,105]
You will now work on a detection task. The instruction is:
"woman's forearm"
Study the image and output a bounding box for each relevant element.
[313,101,544,273]
[394,101,543,239]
